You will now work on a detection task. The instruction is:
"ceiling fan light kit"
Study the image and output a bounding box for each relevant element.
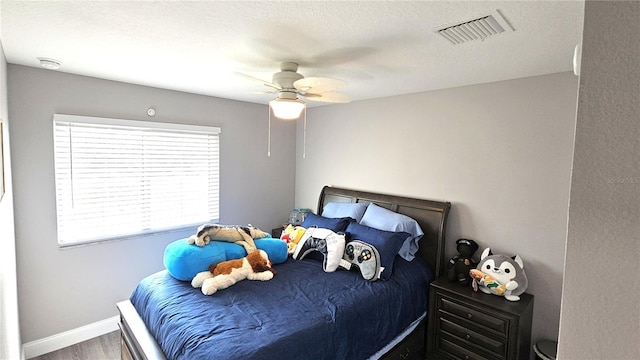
[238,61,350,157]
[238,61,350,120]
[269,98,306,120]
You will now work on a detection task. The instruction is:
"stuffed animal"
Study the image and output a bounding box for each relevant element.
[191,250,276,295]
[164,238,288,281]
[469,247,528,301]
[446,238,479,285]
[280,224,306,254]
[187,224,269,253]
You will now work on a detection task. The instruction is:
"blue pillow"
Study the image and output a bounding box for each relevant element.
[360,203,424,262]
[164,237,288,281]
[345,222,409,280]
[322,202,368,223]
[302,213,352,232]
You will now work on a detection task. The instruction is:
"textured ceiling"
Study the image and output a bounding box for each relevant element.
[0,1,584,106]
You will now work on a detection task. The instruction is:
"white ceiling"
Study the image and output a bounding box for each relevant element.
[0,1,584,106]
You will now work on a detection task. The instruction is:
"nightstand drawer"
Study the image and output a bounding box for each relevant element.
[437,335,492,360]
[440,297,509,336]
[439,317,505,356]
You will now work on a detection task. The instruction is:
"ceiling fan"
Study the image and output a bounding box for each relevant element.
[237,62,350,120]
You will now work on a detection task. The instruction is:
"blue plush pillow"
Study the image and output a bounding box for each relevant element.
[302,213,352,232]
[360,203,424,262]
[163,237,288,281]
[322,202,368,223]
[345,222,409,281]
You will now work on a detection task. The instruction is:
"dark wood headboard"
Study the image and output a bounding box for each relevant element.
[318,186,451,278]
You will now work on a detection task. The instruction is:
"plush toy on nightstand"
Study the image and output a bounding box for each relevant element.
[469,247,528,302]
[446,238,479,286]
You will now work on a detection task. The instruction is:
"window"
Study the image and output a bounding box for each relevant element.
[53,114,220,246]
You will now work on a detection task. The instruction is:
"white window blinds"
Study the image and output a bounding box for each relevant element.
[53,114,220,246]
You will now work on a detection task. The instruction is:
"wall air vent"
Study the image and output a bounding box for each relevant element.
[433,11,514,45]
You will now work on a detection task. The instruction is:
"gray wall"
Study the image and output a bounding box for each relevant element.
[558,1,639,359]
[0,43,23,360]
[9,4,638,358]
[8,65,296,343]
[297,72,579,344]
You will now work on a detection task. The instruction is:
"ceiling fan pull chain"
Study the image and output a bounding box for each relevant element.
[303,109,307,159]
[268,107,272,157]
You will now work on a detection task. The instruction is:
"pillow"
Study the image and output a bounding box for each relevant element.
[345,222,409,280]
[301,213,352,232]
[360,203,424,261]
[322,202,368,223]
[164,237,288,281]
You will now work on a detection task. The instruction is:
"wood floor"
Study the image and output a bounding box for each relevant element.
[31,331,120,360]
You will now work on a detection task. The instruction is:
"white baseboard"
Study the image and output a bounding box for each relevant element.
[23,316,119,359]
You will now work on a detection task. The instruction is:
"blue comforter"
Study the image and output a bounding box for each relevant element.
[130,256,433,360]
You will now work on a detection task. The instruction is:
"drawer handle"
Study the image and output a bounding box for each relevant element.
[399,347,410,359]
[465,334,471,340]
[466,313,473,320]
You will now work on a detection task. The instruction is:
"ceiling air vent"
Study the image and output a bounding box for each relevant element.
[433,11,514,45]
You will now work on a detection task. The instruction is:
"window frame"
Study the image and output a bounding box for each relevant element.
[52,114,221,247]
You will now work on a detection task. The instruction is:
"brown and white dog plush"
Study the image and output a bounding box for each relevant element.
[191,250,276,295]
[186,224,269,253]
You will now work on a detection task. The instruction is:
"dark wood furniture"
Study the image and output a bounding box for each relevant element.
[118,185,451,360]
[427,277,534,360]
[271,226,284,239]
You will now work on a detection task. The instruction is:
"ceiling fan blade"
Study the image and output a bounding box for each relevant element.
[303,91,351,104]
[234,71,282,91]
[294,77,346,94]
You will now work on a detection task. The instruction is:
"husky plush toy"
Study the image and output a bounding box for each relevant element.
[187,224,269,253]
[469,247,528,301]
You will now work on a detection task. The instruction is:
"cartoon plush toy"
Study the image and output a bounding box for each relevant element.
[191,250,276,295]
[469,248,528,301]
[280,224,306,254]
[187,224,269,253]
[446,238,479,285]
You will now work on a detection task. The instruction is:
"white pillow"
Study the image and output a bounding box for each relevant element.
[359,203,424,261]
[322,202,368,223]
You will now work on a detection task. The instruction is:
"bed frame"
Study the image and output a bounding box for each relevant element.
[117,186,450,360]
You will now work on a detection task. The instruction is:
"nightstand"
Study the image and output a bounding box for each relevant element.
[427,277,533,360]
[271,226,285,239]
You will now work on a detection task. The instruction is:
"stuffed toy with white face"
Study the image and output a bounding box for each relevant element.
[469,247,528,301]
[191,250,276,295]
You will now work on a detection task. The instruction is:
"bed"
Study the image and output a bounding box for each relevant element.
[117,186,451,360]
